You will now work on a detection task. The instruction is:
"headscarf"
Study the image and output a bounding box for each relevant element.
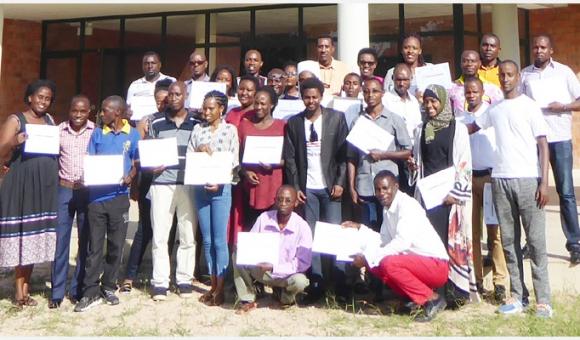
[422,84,454,144]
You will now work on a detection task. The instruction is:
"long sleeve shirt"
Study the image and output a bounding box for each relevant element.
[356,191,449,268]
[250,210,313,279]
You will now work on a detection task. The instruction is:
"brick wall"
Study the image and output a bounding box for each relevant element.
[529,4,580,168]
[0,19,42,123]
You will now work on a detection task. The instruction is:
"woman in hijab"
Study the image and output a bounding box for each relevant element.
[408,84,478,307]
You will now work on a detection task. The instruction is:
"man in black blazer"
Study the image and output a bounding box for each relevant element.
[283,77,349,304]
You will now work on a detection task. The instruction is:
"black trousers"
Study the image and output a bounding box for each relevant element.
[83,195,130,298]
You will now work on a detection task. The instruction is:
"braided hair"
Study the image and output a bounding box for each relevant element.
[203,90,228,117]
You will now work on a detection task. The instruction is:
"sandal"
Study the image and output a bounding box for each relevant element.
[119,281,133,294]
[207,291,224,307]
[14,295,38,307]
[235,301,257,315]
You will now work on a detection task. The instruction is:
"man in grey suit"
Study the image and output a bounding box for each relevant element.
[283,77,349,304]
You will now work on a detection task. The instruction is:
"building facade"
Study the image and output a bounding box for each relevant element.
[0,3,579,165]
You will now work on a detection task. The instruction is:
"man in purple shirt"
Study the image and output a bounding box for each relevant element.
[234,185,312,314]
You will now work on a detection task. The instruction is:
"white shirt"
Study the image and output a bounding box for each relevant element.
[126,72,176,106]
[475,95,549,179]
[383,62,433,95]
[521,59,580,143]
[356,191,449,268]
[382,90,422,143]
[305,116,326,189]
[456,102,496,171]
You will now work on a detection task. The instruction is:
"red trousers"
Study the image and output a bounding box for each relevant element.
[370,254,449,305]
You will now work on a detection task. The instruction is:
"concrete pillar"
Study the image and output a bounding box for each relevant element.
[491,4,521,66]
[337,3,369,71]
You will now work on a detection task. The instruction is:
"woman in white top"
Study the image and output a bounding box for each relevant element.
[188,90,239,307]
[383,32,432,97]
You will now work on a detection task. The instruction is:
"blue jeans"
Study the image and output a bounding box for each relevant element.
[51,185,89,301]
[549,140,580,252]
[194,184,231,277]
[359,195,381,231]
[305,188,347,296]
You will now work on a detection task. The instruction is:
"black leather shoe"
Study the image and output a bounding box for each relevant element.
[414,295,447,322]
[493,285,506,304]
[48,299,62,309]
[570,251,580,265]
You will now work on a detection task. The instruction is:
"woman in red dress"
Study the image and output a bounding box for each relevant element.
[238,86,286,228]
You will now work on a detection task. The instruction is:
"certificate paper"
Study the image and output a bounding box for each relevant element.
[483,183,499,225]
[311,222,361,262]
[272,99,305,120]
[415,62,453,91]
[417,166,455,210]
[138,137,179,168]
[242,136,284,165]
[187,82,227,110]
[184,151,233,185]
[129,95,158,121]
[346,117,394,154]
[83,155,124,186]
[527,77,572,109]
[330,97,362,117]
[24,124,60,155]
[236,232,280,266]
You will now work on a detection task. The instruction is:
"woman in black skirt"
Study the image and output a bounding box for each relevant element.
[0,80,59,307]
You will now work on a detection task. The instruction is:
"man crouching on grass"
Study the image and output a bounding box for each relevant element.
[234,185,312,314]
[342,170,449,322]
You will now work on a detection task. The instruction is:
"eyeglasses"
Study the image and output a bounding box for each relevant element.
[309,123,318,143]
[189,60,206,66]
[286,72,297,77]
[358,61,376,66]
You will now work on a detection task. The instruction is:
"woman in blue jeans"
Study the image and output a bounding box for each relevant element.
[188,90,239,306]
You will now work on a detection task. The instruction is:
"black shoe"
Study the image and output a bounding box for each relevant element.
[255,281,266,299]
[522,244,531,260]
[67,294,79,305]
[493,285,506,304]
[476,282,485,295]
[414,295,447,322]
[570,251,580,265]
[302,291,323,305]
[48,299,62,309]
[101,288,119,305]
[178,284,193,299]
[272,287,283,302]
[402,300,420,313]
[74,296,102,312]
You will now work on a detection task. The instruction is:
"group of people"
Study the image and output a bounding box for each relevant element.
[0,31,579,323]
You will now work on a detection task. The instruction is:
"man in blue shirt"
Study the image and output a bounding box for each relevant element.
[75,95,140,312]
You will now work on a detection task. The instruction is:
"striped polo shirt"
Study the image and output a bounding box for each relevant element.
[149,111,200,184]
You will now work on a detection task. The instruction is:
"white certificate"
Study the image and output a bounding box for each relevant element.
[24,124,60,155]
[483,183,499,225]
[187,82,227,110]
[227,97,241,113]
[236,232,280,266]
[184,151,233,185]
[527,77,572,109]
[311,222,361,262]
[330,97,362,117]
[83,155,124,186]
[138,137,179,168]
[417,166,455,210]
[272,99,305,120]
[346,116,394,154]
[415,62,453,91]
[242,136,284,165]
[129,95,158,121]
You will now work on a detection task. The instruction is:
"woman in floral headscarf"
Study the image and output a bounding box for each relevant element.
[408,84,478,306]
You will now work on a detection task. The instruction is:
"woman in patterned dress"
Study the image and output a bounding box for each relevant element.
[0,80,59,307]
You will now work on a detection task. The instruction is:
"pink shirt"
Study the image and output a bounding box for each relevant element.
[58,120,95,182]
[250,210,313,278]
[448,76,503,117]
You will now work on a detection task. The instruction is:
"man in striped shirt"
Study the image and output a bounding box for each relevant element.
[50,95,95,309]
[148,81,201,301]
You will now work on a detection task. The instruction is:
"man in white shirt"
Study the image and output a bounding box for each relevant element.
[382,63,422,196]
[126,51,176,122]
[521,34,580,264]
[456,76,507,302]
[342,170,449,322]
[468,60,552,318]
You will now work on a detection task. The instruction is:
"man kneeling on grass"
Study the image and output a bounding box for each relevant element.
[342,170,449,322]
[234,185,312,314]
